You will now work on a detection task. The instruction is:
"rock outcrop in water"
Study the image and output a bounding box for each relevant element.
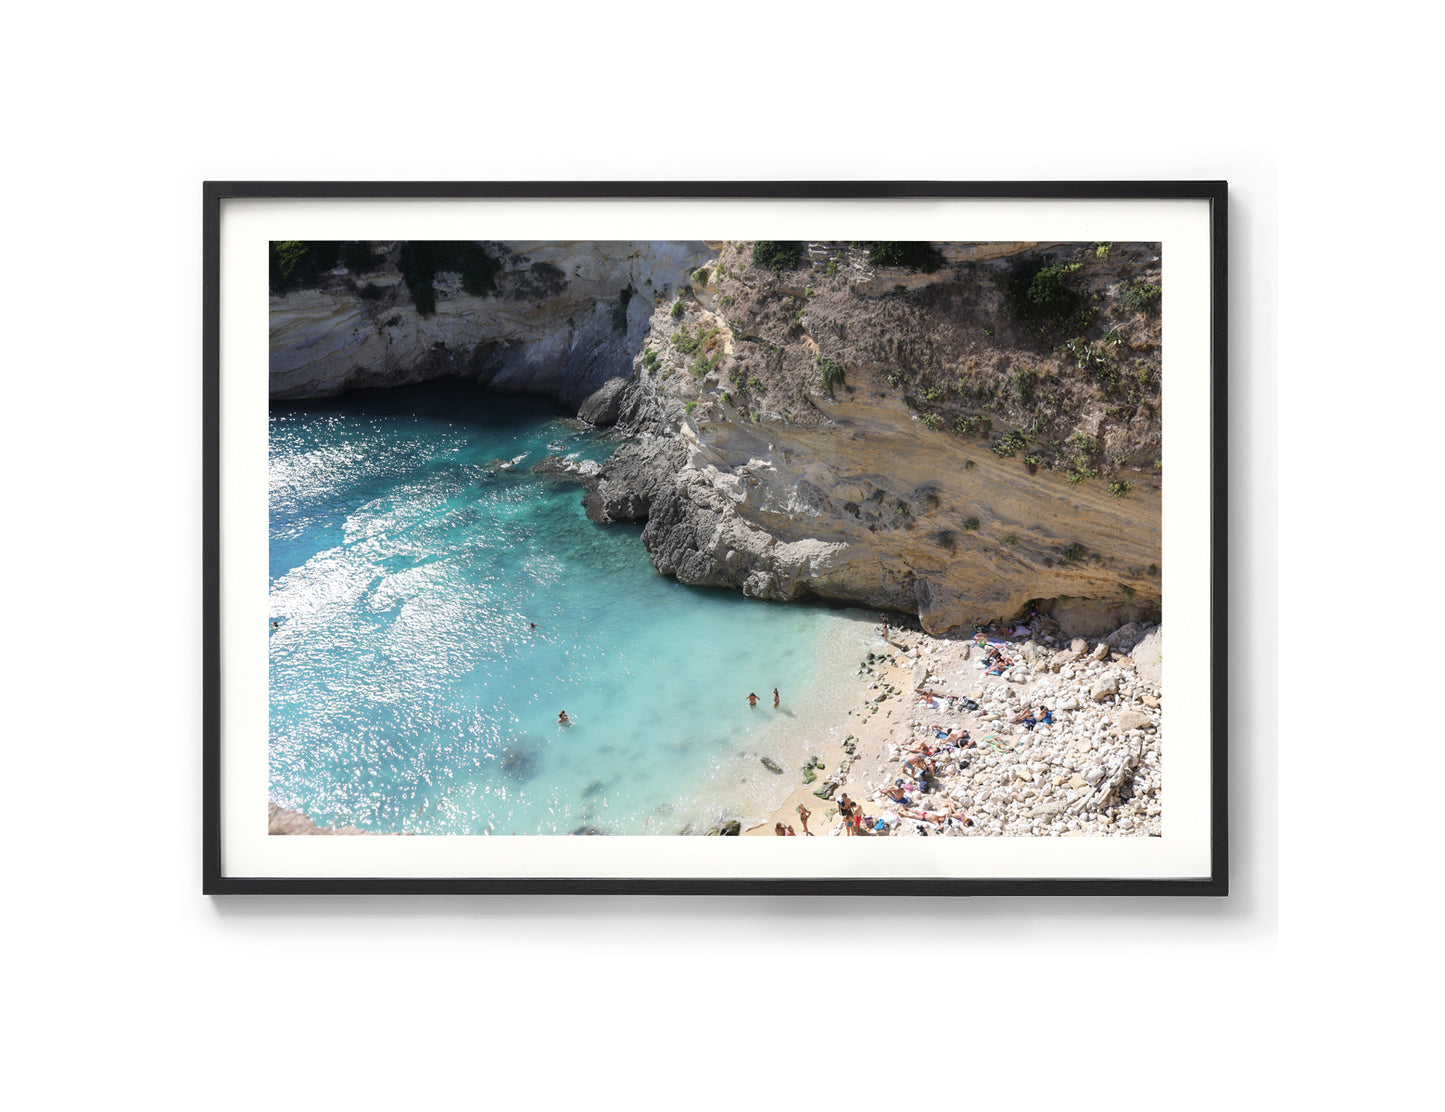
[270,239,1162,635]
[268,802,390,835]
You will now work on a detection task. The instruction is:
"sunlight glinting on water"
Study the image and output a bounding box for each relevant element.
[270,383,877,835]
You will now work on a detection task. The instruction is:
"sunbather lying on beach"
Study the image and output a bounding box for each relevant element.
[1011,705,1054,730]
[897,805,972,828]
[984,650,1013,675]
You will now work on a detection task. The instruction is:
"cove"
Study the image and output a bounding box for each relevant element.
[268,380,875,834]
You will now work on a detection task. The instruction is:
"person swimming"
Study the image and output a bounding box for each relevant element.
[558,711,571,726]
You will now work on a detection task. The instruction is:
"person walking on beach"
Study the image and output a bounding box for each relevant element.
[773,688,780,708]
[880,614,889,643]
[796,803,812,835]
[747,692,759,708]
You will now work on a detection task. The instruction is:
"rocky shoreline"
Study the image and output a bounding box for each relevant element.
[741,618,1162,837]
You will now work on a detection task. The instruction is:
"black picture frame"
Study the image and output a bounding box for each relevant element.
[205,180,1227,896]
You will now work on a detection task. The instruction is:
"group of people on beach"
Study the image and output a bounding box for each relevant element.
[825,786,975,836]
[807,621,1059,836]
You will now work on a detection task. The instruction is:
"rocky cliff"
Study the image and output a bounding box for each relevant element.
[269,239,713,421]
[269,239,1163,636]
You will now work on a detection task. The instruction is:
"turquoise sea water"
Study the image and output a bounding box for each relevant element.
[269,381,877,834]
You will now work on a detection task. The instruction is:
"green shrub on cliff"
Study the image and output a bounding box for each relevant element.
[270,240,341,293]
[817,356,845,398]
[752,241,804,272]
[991,430,1028,458]
[396,241,503,317]
[867,241,945,273]
[1120,279,1161,313]
[1005,257,1091,333]
[611,286,634,334]
[343,241,377,273]
[1011,367,1032,403]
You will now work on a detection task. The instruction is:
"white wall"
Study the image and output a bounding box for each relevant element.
[5,3,1427,1108]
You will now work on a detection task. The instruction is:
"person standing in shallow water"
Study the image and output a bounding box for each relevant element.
[773,688,780,708]
[558,711,570,726]
[747,692,759,708]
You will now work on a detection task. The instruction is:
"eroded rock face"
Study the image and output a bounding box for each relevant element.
[598,382,1161,631]
[269,240,714,412]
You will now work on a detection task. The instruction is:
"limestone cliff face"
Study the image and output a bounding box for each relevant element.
[269,239,1163,636]
[610,390,1159,634]
[591,241,1163,636]
[269,240,713,420]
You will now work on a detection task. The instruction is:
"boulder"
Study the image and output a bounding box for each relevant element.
[760,756,784,774]
[576,376,628,426]
[1114,710,1153,733]
[705,820,741,836]
[1091,670,1122,701]
[1104,622,1151,653]
[1132,628,1163,687]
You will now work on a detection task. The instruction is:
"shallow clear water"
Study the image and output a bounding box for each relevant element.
[269,381,877,835]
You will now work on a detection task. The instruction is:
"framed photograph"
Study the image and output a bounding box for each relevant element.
[205,181,1226,895]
